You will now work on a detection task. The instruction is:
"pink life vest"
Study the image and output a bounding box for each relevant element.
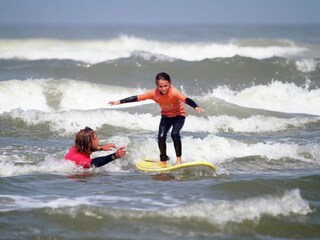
[65,146,92,168]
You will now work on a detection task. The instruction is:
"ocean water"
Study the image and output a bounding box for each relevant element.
[0,24,320,239]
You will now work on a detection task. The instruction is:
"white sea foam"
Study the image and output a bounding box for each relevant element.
[0,36,307,63]
[0,156,77,177]
[207,80,320,115]
[0,78,147,114]
[7,108,320,137]
[7,109,158,135]
[295,59,317,72]
[0,79,53,113]
[0,193,172,212]
[160,189,311,226]
[0,189,310,226]
[0,194,94,212]
[186,115,320,133]
[135,134,319,166]
[1,132,318,177]
[17,189,311,226]
[2,78,319,116]
[0,150,130,177]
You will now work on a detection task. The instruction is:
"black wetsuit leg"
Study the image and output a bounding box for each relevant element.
[158,116,172,161]
[91,154,116,167]
[171,116,185,158]
[158,115,185,161]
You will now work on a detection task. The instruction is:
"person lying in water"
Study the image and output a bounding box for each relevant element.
[65,127,126,168]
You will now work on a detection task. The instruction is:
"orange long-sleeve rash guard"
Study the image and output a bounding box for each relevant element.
[137,86,187,117]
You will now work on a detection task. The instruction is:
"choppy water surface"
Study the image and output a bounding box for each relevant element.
[0,24,319,239]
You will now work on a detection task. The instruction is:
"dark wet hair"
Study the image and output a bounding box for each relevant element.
[155,72,171,84]
[75,126,96,154]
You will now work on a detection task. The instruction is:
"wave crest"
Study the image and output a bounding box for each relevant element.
[0,36,307,63]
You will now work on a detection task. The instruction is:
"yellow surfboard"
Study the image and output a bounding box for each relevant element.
[136,158,216,172]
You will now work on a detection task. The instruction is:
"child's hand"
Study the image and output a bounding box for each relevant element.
[195,106,205,113]
[109,100,120,106]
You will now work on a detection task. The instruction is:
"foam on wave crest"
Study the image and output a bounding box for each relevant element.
[0,36,307,63]
[6,109,319,136]
[0,189,310,226]
[206,80,320,115]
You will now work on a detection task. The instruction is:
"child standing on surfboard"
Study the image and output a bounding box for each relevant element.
[109,72,204,165]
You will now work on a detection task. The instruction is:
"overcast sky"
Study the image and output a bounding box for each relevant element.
[0,0,320,25]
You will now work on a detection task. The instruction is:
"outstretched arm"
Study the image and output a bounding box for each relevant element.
[91,146,126,167]
[109,96,138,106]
[185,98,205,113]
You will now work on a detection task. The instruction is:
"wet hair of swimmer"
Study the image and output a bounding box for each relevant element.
[75,126,96,154]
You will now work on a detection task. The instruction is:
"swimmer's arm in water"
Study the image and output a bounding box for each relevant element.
[91,146,126,167]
